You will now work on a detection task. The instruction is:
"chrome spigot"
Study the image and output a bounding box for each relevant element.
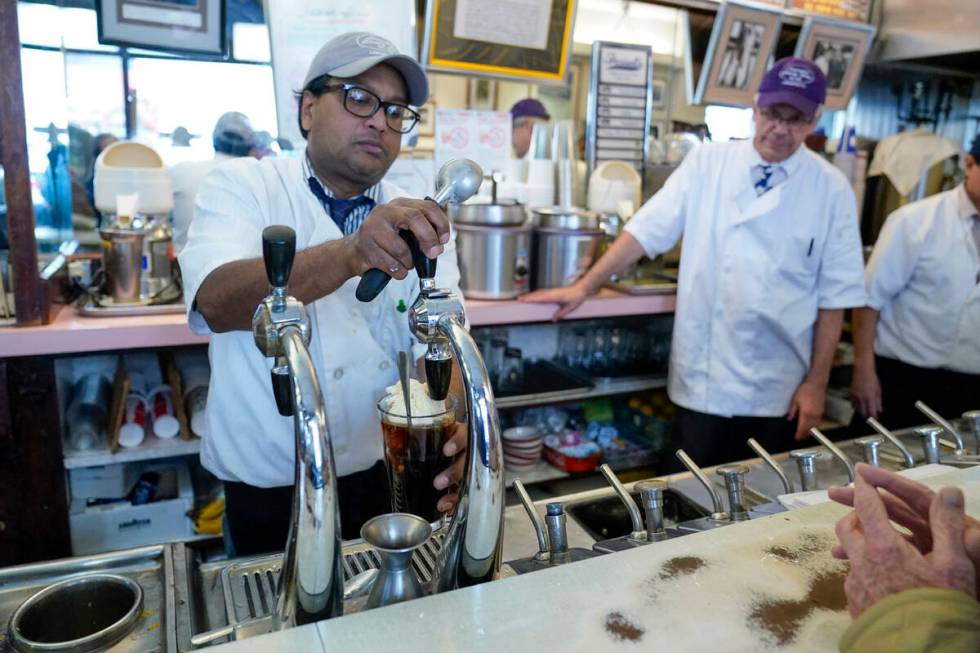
[251,226,343,629]
[514,480,548,561]
[810,428,855,483]
[746,438,794,494]
[789,449,821,492]
[545,503,571,564]
[963,411,980,455]
[599,464,646,541]
[916,426,943,465]
[636,480,669,541]
[867,417,916,468]
[855,436,884,467]
[675,450,728,521]
[915,400,966,451]
[716,464,750,521]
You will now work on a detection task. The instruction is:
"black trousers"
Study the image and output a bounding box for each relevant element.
[665,406,798,472]
[224,461,390,557]
[871,355,980,430]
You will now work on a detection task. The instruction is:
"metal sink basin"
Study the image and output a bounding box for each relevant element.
[0,545,175,653]
[564,488,709,542]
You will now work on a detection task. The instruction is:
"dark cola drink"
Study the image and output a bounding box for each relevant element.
[378,393,456,523]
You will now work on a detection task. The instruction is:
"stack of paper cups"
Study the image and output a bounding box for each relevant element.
[181,365,210,438]
[119,372,148,448]
[525,159,555,209]
[148,385,180,439]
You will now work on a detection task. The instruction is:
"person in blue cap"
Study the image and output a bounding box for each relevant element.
[850,132,980,425]
[510,98,550,158]
[523,57,866,464]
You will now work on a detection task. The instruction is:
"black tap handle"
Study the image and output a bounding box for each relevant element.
[262,225,296,288]
[425,357,452,401]
[271,367,293,417]
[355,208,440,302]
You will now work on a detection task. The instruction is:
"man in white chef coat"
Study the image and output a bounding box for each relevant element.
[850,133,980,427]
[522,58,866,466]
[179,32,465,554]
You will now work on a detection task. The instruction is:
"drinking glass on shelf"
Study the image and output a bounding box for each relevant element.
[498,348,525,393]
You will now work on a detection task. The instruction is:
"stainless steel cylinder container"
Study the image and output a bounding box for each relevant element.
[455,222,532,299]
[532,225,604,290]
[453,200,527,226]
[99,228,144,303]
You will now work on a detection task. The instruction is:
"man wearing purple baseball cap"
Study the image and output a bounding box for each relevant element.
[179,31,466,556]
[510,98,550,158]
[524,56,866,464]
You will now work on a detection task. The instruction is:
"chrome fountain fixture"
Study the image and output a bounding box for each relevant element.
[358,158,505,591]
[251,225,343,629]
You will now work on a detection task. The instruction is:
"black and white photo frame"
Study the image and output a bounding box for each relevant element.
[795,16,875,110]
[96,0,225,55]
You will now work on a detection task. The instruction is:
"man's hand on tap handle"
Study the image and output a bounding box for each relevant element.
[434,423,468,514]
[344,198,450,279]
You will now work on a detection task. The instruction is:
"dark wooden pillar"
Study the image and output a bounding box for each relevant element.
[0,357,70,564]
[0,0,46,326]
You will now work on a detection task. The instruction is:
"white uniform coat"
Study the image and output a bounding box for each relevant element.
[178,154,462,486]
[624,140,866,417]
[866,185,980,374]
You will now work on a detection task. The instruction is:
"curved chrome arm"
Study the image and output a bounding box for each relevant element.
[434,316,504,591]
[274,326,343,629]
[867,417,915,468]
[747,438,793,494]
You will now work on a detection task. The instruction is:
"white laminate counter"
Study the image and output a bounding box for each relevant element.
[209,466,980,653]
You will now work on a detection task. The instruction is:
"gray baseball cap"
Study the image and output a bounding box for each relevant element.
[302,32,428,106]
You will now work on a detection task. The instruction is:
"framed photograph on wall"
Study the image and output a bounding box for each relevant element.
[795,17,876,110]
[651,78,667,110]
[422,0,578,85]
[95,0,225,55]
[466,79,498,110]
[693,1,783,107]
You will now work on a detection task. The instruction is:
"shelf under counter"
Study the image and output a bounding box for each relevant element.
[496,374,667,410]
[64,435,202,470]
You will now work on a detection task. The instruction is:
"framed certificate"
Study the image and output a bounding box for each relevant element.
[421,0,577,84]
[95,0,225,55]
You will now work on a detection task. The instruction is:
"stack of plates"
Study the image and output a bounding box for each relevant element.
[502,426,543,471]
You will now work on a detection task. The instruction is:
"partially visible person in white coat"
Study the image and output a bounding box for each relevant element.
[170,112,264,252]
[850,133,980,427]
[178,32,466,555]
[521,57,866,467]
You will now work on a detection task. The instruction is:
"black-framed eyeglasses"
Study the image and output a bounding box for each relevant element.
[323,83,420,134]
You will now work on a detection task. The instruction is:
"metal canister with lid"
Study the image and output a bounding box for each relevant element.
[451,198,532,299]
[531,207,603,290]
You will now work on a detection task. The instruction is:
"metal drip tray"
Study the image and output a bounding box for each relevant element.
[219,534,444,627]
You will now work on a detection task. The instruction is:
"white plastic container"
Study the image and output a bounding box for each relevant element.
[587,161,642,216]
[94,141,174,217]
[148,385,180,439]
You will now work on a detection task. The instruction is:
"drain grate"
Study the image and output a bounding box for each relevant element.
[220,535,444,624]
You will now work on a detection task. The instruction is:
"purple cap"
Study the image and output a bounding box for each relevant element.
[757,57,827,116]
[510,98,550,120]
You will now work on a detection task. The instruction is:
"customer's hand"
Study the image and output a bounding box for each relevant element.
[849,363,882,418]
[829,463,980,596]
[832,468,977,618]
[788,380,826,441]
[518,281,592,321]
[434,423,467,513]
[345,198,450,278]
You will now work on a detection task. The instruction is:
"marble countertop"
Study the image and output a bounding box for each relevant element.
[209,466,980,652]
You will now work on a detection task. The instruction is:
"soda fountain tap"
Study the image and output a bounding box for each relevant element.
[789,449,821,492]
[867,417,916,468]
[636,480,669,541]
[251,225,343,629]
[855,436,884,467]
[675,450,728,521]
[747,438,794,494]
[915,400,966,451]
[716,464,750,521]
[916,426,943,465]
[599,464,646,542]
[810,427,855,483]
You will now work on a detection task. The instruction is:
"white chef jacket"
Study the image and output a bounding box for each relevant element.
[865,184,980,374]
[178,153,462,487]
[624,140,866,417]
[170,153,236,253]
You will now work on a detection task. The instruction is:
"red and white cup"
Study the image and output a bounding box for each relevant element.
[148,385,180,439]
[118,393,149,448]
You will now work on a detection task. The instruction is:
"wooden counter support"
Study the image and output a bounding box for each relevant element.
[0,357,70,564]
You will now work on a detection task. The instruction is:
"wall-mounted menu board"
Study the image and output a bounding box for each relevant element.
[790,0,871,23]
[422,0,577,84]
[585,41,653,176]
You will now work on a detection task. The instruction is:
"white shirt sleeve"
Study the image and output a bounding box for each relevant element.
[177,161,266,335]
[817,182,867,309]
[622,146,699,257]
[864,208,916,311]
